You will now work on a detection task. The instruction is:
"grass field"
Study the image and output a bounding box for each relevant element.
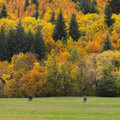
[0,97,120,120]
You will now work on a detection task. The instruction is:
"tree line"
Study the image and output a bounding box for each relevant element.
[0,51,120,97]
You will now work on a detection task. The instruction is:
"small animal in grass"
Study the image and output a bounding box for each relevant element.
[28,95,33,101]
[83,95,87,104]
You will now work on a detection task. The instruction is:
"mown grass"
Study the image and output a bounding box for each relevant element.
[0,97,120,120]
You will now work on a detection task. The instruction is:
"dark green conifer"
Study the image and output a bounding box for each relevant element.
[6,28,16,61]
[103,33,112,51]
[72,0,77,3]
[91,0,99,13]
[49,0,53,3]
[32,0,39,7]
[78,0,91,14]
[77,0,99,14]
[109,0,120,14]
[25,30,35,53]
[69,13,80,41]
[104,3,115,28]
[50,10,55,24]
[0,3,7,18]
[34,26,46,60]
[52,10,67,42]
[0,25,7,61]
[14,20,26,54]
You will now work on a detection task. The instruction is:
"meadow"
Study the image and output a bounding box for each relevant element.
[0,97,120,120]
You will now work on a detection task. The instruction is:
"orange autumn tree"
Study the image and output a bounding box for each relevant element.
[96,0,107,13]
[110,33,120,50]
[86,40,102,53]
[19,62,48,97]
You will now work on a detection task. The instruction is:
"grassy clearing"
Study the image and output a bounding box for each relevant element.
[0,97,120,120]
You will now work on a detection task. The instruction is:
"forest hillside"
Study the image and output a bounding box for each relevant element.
[0,0,120,97]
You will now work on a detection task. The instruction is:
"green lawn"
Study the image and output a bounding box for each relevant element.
[0,97,120,120]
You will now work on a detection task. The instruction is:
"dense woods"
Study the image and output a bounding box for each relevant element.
[0,0,120,97]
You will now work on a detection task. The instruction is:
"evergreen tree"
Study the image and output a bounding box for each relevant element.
[91,0,99,13]
[50,10,55,24]
[78,0,91,14]
[34,26,46,60]
[78,0,99,14]
[52,10,67,42]
[31,0,39,7]
[69,13,80,41]
[103,34,112,51]
[49,0,53,3]
[0,25,7,61]
[6,28,16,61]
[14,20,26,54]
[0,3,7,18]
[109,0,120,14]
[72,0,77,3]
[104,3,115,28]
[24,0,29,11]
[25,30,35,53]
